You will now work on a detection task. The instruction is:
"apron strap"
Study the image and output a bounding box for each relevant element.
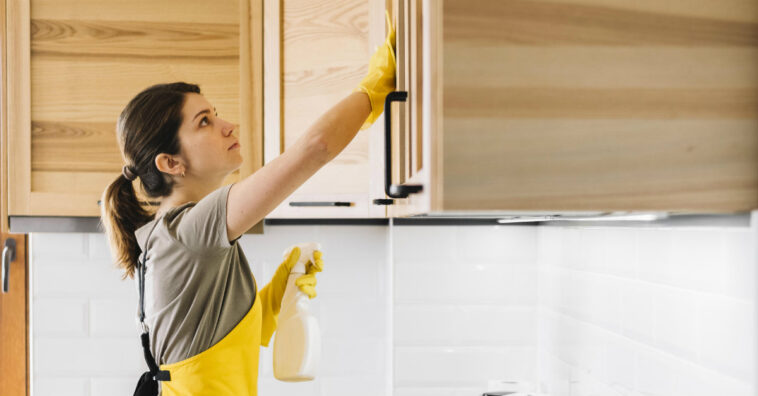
[137,217,171,382]
[141,332,171,381]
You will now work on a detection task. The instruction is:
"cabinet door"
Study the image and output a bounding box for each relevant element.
[386,0,432,217]
[263,0,388,218]
[6,0,263,217]
[439,0,758,212]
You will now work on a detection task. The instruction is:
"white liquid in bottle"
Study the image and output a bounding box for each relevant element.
[273,242,322,381]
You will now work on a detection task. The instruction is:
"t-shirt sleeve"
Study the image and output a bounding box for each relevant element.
[174,183,241,254]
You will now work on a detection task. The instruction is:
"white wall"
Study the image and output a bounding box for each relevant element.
[29,219,757,396]
[391,224,539,396]
[537,224,756,396]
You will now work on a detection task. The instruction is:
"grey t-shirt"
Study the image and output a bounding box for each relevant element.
[134,182,257,365]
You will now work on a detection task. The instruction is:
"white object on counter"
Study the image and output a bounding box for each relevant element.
[273,242,322,382]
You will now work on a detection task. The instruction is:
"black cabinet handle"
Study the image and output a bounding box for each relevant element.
[374,91,423,206]
[289,201,353,207]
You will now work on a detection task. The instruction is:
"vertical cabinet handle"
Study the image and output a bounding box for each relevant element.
[2,238,16,294]
[373,91,423,206]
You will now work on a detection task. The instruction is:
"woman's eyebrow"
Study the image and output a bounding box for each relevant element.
[193,106,218,121]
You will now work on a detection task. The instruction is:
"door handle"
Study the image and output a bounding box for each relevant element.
[289,201,354,207]
[373,91,423,206]
[2,238,16,294]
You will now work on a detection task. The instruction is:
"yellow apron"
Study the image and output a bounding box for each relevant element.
[158,275,277,396]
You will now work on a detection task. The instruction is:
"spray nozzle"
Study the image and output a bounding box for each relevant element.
[282,242,321,274]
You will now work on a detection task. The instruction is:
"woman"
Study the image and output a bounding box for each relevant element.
[99,15,395,396]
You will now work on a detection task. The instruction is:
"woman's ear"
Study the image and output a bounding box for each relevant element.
[155,153,185,178]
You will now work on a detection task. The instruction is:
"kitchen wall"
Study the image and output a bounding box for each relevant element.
[391,225,539,396]
[28,218,756,396]
[537,221,756,396]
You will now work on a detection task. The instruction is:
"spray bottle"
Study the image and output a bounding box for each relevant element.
[273,242,322,381]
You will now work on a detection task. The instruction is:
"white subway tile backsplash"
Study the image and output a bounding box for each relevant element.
[394,346,537,387]
[635,348,679,396]
[394,387,484,396]
[33,262,134,297]
[394,305,536,346]
[539,223,756,396]
[604,333,637,391]
[319,376,386,396]
[698,295,755,382]
[636,228,674,283]
[32,233,87,260]
[89,299,140,336]
[90,377,139,396]
[668,229,727,294]
[30,218,756,396]
[33,298,88,336]
[318,299,386,339]
[87,233,113,261]
[454,226,537,263]
[316,338,386,377]
[33,377,89,396]
[724,229,756,301]
[394,261,536,305]
[651,287,699,360]
[392,226,458,261]
[34,337,143,376]
[619,280,656,344]
[601,227,638,278]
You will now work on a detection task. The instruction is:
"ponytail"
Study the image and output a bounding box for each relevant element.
[100,174,154,280]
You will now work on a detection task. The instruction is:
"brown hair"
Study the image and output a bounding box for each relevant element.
[100,82,201,280]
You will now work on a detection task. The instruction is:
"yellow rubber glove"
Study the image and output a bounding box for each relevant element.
[258,246,324,346]
[356,10,396,130]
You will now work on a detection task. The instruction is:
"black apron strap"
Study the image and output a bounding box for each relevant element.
[137,217,171,382]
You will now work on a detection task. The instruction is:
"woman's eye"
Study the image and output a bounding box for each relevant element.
[200,116,209,127]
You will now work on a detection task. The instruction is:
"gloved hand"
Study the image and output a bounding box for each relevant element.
[356,10,396,130]
[268,246,324,311]
[259,246,324,346]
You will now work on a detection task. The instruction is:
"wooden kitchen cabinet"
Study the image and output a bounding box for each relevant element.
[5,0,264,226]
[385,0,758,216]
[262,0,388,218]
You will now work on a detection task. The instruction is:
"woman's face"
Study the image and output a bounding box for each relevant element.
[176,93,242,179]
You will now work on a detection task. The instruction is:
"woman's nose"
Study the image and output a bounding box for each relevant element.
[222,121,235,137]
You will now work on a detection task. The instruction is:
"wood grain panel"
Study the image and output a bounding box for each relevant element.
[444,0,758,46]
[281,0,371,197]
[444,47,758,89]
[443,119,758,211]
[445,87,758,119]
[7,0,31,216]
[543,0,758,24]
[31,59,239,122]
[439,0,758,212]
[31,19,238,59]
[1,0,6,232]
[31,0,239,23]
[6,0,263,217]
[31,121,120,171]
[0,234,28,395]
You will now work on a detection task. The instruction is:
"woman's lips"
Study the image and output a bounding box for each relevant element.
[228,142,240,150]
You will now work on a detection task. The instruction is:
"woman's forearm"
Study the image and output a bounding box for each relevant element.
[303,91,372,163]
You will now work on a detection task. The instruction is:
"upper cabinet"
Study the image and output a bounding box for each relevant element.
[262,0,388,218]
[5,0,758,227]
[5,0,263,219]
[385,0,758,217]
